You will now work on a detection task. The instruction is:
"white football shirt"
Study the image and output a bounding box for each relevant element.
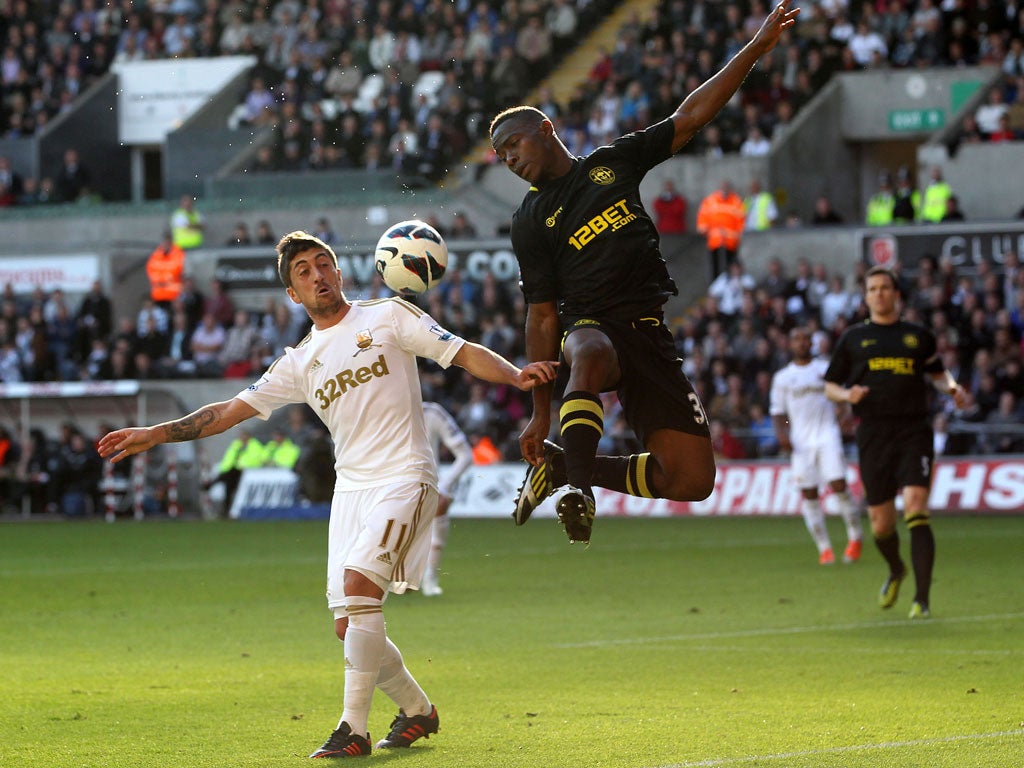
[769,357,842,447]
[237,298,464,490]
[422,401,473,497]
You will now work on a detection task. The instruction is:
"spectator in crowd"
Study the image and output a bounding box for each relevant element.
[975,85,1010,137]
[811,195,843,225]
[892,166,919,223]
[448,211,478,240]
[652,179,688,235]
[941,194,966,222]
[53,148,91,203]
[313,217,339,245]
[255,220,276,245]
[227,221,253,246]
[219,309,259,378]
[708,259,757,318]
[54,429,101,517]
[190,313,226,378]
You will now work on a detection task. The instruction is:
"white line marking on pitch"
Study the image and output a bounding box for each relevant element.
[682,643,1017,656]
[553,612,1024,648]
[651,729,1024,767]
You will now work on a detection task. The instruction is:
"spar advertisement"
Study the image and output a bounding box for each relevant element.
[233,457,1024,519]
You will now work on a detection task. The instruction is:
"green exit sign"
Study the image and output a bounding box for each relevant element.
[888,109,945,132]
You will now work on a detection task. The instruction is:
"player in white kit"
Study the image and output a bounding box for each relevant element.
[420,401,474,596]
[770,327,862,565]
[97,231,557,759]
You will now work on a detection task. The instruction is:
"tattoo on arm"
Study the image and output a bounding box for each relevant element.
[168,406,219,441]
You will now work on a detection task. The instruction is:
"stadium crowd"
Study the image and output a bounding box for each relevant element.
[3,0,1024,516]
[2,235,1023,516]
[3,0,1024,202]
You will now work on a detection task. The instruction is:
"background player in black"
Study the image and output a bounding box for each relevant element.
[824,266,966,618]
[490,2,800,543]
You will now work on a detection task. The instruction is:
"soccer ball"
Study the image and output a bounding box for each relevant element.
[374,219,448,295]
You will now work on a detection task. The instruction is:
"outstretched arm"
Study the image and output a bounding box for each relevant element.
[97,397,260,464]
[669,1,800,152]
[451,341,558,391]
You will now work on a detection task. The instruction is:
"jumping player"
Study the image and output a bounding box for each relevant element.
[770,326,862,565]
[490,1,800,543]
[97,231,556,757]
[824,266,966,618]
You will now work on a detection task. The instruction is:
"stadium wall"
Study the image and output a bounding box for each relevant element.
[230,458,1024,520]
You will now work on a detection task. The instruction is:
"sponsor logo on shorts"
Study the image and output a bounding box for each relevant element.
[375,551,393,565]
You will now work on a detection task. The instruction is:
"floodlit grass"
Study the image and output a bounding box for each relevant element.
[1,515,1021,767]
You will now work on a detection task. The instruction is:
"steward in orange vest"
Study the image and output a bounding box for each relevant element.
[147,230,187,305]
[696,180,746,279]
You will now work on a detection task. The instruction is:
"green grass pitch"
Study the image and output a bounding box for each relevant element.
[1,515,1021,767]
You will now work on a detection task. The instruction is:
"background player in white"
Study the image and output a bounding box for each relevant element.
[420,400,473,596]
[770,327,863,565]
[97,231,556,759]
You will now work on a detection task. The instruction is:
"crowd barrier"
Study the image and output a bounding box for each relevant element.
[230,457,1024,520]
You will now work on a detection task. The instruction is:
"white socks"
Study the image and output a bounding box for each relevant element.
[834,489,862,543]
[425,514,450,582]
[801,498,832,554]
[376,638,431,717]
[340,597,385,737]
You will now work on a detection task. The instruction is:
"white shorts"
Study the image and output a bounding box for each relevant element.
[791,432,847,490]
[326,481,438,610]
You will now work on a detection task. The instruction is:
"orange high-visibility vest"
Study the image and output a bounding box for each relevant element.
[696,191,745,249]
[146,244,186,302]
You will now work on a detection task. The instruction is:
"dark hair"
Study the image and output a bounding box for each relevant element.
[488,106,548,144]
[865,265,899,291]
[276,230,336,288]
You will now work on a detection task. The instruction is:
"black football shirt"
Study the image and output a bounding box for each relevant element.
[509,118,679,321]
[824,319,943,421]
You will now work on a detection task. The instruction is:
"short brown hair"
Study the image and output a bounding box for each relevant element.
[865,265,898,291]
[276,230,336,288]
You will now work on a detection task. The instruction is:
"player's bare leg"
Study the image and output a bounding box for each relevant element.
[641,429,716,502]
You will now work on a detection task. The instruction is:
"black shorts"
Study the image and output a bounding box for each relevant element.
[856,419,934,506]
[559,313,711,445]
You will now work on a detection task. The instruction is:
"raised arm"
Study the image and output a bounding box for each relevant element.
[97,397,260,464]
[669,1,800,153]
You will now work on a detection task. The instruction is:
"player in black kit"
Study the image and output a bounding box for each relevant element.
[824,266,966,618]
[490,2,800,544]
